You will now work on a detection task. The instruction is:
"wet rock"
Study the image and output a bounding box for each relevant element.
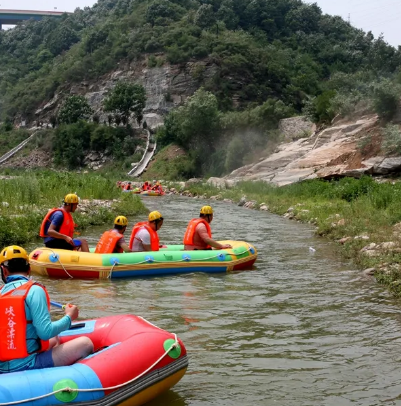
[185,178,203,187]
[244,201,256,209]
[362,268,376,276]
[207,177,227,189]
[361,243,377,251]
[338,237,352,244]
[238,196,247,207]
[210,194,222,200]
[380,242,397,250]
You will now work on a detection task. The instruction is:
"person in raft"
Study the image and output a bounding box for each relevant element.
[39,193,89,252]
[129,211,166,252]
[95,216,132,254]
[183,205,232,250]
[0,245,93,374]
[124,182,132,191]
[141,181,151,191]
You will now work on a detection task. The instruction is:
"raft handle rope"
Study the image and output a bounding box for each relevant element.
[107,261,118,279]
[42,248,74,279]
[0,334,180,405]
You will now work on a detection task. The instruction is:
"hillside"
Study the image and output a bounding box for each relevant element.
[0,0,401,178]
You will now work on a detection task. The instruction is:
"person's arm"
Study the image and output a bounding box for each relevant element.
[198,224,232,249]
[118,236,132,253]
[46,212,75,247]
[203,237,232,249]
[28,286,72,340]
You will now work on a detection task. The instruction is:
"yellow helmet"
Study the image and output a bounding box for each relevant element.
[0,245,29,265]
[114,215,128,227]
[64,193,79,204]
[200,205,213,215]
[149,211,163,221]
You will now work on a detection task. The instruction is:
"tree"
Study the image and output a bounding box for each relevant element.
[103,81,146,126]
[57,95,93,124]
[195,4,216,29]
[164,87,220,151]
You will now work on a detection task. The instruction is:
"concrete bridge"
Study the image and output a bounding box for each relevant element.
[0,9,67,29]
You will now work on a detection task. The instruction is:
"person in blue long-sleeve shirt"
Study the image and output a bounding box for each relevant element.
[0,246,93,374]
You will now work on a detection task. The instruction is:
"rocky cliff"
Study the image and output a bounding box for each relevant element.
[225,114,401,186]
[34,57,218,132]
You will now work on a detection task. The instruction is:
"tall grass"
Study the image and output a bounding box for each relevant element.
[0,170,147,246]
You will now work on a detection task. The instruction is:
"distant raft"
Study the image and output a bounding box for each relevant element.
[0,314,188,406]
[29,240,257,279]
[139,190,164,196]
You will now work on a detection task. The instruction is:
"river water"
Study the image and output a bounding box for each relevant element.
[33,196,401,406]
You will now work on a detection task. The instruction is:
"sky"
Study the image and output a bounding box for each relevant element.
[0,0,400,47]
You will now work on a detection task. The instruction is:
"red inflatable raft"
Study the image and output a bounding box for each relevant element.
[0,314,188,406]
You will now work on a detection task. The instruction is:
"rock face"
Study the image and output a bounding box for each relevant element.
[34,58,218,132]
[225,114,398,186]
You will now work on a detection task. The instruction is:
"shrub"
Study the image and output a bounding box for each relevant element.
[381,124,401,155]
[373,80,401,121]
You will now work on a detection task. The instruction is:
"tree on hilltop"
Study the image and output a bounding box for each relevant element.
[103,81,146,126]
[57,95,93,125]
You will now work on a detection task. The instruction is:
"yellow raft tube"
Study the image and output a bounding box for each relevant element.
[29,240,257,279]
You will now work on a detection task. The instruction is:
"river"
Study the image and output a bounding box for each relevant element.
[33,195,401,406]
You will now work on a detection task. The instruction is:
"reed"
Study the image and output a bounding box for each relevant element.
[0,170,147,247]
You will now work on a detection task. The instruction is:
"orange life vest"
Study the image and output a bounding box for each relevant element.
[0,280,50,362]
[129,222,160,251]
[95,230,124,253]
[124,184,132,190]
[39,208,75,238]
[183,218,212,248]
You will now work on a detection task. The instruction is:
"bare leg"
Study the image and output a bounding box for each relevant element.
[52,337,93,367]
[77,239,90,252]
[48,336,60,349]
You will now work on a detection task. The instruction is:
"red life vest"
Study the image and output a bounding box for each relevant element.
[183,218,212,248]
[95,230,124,253]
[0,280,50,362]
[39,208,75,238]
[129,222,159,251]
[124,184,132,190]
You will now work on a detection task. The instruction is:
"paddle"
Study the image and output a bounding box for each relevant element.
[50,300,67,309]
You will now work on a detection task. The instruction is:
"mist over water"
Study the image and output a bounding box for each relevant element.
[37,196,401,405]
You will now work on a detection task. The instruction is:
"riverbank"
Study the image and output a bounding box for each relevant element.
[0,170,147,247]
[166,177,401,297]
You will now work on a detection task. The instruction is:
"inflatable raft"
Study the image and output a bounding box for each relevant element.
[139,190,163,196]
[29,240,257,279]
[0,314,188,406]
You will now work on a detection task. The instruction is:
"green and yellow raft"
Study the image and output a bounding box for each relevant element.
[29,240,257,279]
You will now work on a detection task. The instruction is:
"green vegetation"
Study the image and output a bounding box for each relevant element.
[0,0,400,178]
[103,81,146,126]
[57,95,93,124]
[0,170,147,247]
[143,145,195,180]
[182,177,401,296]
[0,1,399,122]
[0,128,30,155]
[52,122,143,168]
